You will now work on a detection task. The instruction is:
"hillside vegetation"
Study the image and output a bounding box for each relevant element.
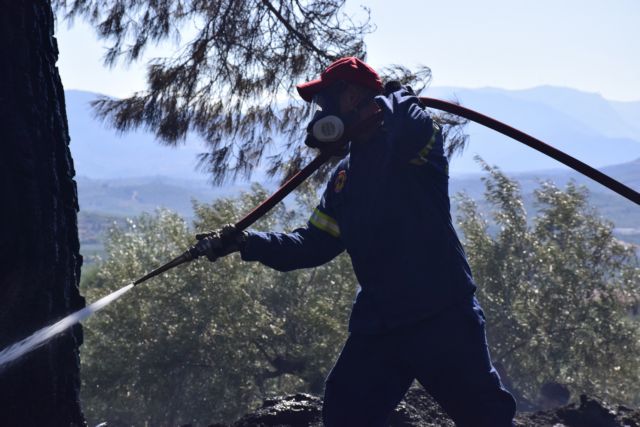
[80,168,640,425]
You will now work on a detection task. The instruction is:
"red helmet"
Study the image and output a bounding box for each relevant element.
[296,57,383,102]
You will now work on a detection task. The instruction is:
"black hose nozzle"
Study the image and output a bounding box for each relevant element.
[133,246,201,286]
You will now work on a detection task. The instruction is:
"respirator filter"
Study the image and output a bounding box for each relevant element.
[312,115,345,143]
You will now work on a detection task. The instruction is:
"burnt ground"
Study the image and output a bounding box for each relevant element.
[219,387,640,427]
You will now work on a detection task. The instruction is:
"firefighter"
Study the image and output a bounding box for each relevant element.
[197,57,516,426]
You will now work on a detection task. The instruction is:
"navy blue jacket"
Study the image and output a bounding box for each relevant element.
[241,88,476,333]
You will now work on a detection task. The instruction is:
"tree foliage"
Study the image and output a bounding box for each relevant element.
[54,0,372,182]
[53,1,468,183]
[80,185,356,425]
[456,160,640,406]
[81,167,640,424]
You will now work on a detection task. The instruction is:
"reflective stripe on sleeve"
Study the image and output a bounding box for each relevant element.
[309,208,341,238]
[409,122,440,166]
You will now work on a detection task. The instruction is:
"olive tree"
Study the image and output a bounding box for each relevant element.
[457,161,640,406]
[80,185,356,425]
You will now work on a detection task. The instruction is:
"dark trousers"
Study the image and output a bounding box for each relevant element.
[322,297,516,427]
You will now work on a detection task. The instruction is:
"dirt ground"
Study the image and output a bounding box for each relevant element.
[224,387,640,427]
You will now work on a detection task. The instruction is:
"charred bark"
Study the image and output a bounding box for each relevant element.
[0,1,86,425]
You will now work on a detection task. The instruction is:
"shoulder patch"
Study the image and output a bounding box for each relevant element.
[334,170,347,193]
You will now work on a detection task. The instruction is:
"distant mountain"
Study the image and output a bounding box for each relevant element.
[65,90,209,180]
[424,86,640,174]
[66,86,640,180]
[76,175,266,218]
[610,100,640,141]
[483,86,639,141]
[450,158,639,229]
[76,157,640,263]
[76,160,639,220]
[68,86,639,259]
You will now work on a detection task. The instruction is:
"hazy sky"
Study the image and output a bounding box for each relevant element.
[55,0,640,101]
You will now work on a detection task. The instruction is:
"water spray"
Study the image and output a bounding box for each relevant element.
[0,151,335,371]
[1,97,637,371]
[0,284,134,370]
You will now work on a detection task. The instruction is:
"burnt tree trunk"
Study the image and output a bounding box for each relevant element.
[0,1,86,425]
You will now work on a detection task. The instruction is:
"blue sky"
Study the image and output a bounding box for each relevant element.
[55,0,640,101]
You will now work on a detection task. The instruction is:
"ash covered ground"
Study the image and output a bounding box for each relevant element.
[210,387,640,427]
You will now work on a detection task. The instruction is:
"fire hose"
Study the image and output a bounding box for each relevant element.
[419,97,640,206]
[132,97,640,287]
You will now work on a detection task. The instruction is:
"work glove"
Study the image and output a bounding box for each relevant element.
[194,224,248,262]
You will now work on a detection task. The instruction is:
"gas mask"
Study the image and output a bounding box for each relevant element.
[304,82,382,153]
